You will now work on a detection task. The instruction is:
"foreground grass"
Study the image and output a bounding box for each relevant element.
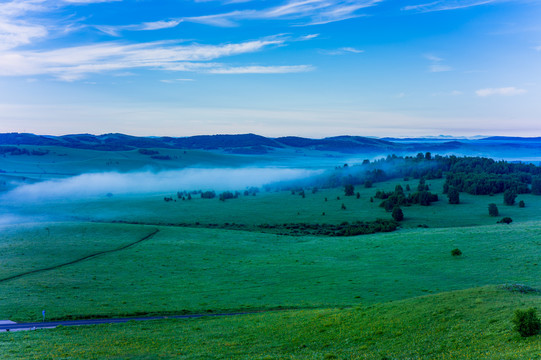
[1,220,540,322]
[2,286,540,359]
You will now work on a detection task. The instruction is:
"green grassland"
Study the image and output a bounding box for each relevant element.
[2,286,540,359]
[1,219,539,323]
[1,151,541,359]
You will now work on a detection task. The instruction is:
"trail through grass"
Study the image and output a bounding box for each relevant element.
[1,220,539,322]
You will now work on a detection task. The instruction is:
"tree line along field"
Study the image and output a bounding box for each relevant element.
[1,153,541,359]
[7,177,541,232]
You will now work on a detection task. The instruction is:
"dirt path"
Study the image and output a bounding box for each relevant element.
[0,228,159,283]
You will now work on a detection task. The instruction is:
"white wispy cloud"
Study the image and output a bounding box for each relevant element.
[425,53,453,72]
[95,19,183,36]
[404,0,501,12]
[320,46,364,55]
[298,33,319,40]
[0,0,49,50]
[185,0,382,27]
[63,0,121,3]
[207,65,314,74]
[429,64,452,72]
[0,37,312,80]
[476,87,527,97]
[0,0,123,50]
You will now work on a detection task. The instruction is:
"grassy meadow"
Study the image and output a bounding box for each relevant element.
[2,286,540,359]
[1,148,541,359]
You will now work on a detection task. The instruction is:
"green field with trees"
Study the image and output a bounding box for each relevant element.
[1,151,541,359]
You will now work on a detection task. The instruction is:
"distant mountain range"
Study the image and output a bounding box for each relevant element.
[1,132,540,156]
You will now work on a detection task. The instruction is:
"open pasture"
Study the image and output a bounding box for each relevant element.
[0,218,539,323]
[2,286,540,359]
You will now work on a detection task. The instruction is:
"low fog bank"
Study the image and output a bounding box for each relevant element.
[1,167,322,203]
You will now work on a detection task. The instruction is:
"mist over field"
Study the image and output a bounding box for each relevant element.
[1,167,322,203]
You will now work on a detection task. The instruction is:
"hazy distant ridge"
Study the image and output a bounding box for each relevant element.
[1,132,541,155]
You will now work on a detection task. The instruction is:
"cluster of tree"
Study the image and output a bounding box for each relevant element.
[257,219,398,237]
[0,146,48,156]
[219,191,241,201]
[201,190,216,199]
[443,157,541,196]
[177,190,200,200]
[376,182,439,212]
[285,154,541,199]
[138,148,159,155]
[307,154,447,190]
[150,155,172,160]
[244,187,260,196]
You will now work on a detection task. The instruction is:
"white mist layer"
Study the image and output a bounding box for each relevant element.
[2,167,321,202]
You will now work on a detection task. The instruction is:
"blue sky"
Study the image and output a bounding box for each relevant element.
[0,0,540,137]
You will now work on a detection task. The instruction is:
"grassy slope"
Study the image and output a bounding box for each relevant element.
[2,152,541,359]
[1,220,539,322]
[2,286,540,359]
[0,146,263,180]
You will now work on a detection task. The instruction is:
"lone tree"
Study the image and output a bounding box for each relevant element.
[447,187,460,204]
[392,206,404,221]
[488,203,499,217]
[345,184,355,196]
[512,308,541,337]
[503,189,517,206]
[519,200,525,208]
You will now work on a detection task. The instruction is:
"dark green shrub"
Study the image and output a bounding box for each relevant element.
[392,206,404,221]
[201,190,216,199]
[488,203,499,217]
[498,217,513,224]
[512,308,541,337]
[519,200,525,208]
[447,187,460,204]
[451,248,462,256]
[504,189,517,205]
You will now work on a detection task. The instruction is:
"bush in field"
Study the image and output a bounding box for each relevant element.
[451,248,462,256]
[498,217,513,224]
[219,191,238,201]
[519,200,525,208]
[504,189,517,205]
[447,187,460,204]
[392,206,404,222]
[201,191,216,199]
[488,203,499,217]
[345,184,355,196]
[512,308,541,337]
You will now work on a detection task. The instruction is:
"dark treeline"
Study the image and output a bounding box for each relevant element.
[443,157,541,195]
[277,153,541,197]
[377,180,439,211]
